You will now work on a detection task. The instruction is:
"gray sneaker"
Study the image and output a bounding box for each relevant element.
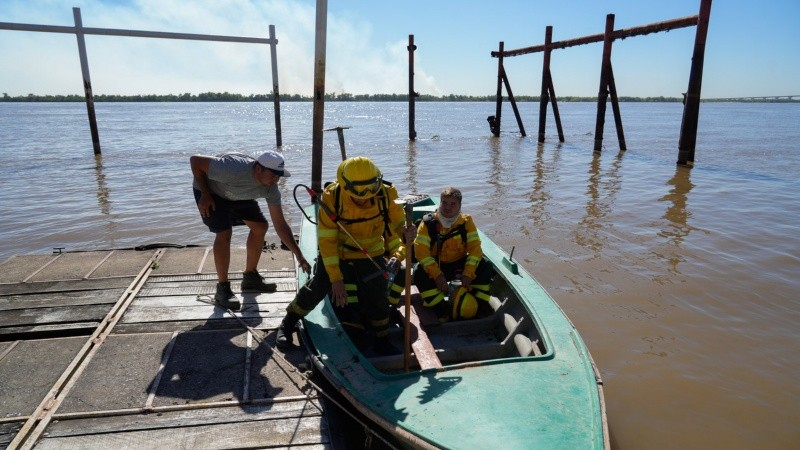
[214,282,241,311]
[241,271,277,293]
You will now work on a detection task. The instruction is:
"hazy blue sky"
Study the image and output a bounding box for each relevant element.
[1,0,798,98]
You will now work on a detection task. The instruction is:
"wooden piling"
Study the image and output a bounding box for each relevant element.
[548,75,565,142]
[608,64,627,152]
[492,3,707,159]
[678,0,712,166]
[502,68,526,137]
[537,27,564,143]
[72,8,101,155]
[593,14,626,154]
[408,35,417,141]
[489,42,504,136]
[538,27,552,143]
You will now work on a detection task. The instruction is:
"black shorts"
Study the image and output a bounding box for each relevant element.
[194,189,267,233]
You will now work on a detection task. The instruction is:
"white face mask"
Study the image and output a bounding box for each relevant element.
[438,208,460,228]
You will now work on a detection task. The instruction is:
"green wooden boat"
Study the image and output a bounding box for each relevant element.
[297,193,608,449]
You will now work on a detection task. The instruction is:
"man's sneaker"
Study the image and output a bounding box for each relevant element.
[214,282,241,311]
[241,271,277,293]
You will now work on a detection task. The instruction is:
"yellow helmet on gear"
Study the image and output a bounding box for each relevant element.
[451,287,478,320]
[338,157,383,199]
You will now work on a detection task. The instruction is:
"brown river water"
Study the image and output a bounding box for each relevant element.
[1,101,798,449]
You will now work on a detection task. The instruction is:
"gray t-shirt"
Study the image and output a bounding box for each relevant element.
[194,152,281,204]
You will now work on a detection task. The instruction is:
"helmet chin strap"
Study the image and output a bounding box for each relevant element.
[438,209,460,228]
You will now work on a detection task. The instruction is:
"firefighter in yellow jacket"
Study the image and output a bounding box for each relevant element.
[276,157,408,354]
[413,187,494,321]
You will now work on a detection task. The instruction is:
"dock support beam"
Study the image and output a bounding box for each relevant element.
[408,35,417,141]
[677,0,712,166]
[73,8,101,155]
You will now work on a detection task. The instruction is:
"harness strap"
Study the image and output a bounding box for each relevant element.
[333,182,394,237]
[423,213,467,257]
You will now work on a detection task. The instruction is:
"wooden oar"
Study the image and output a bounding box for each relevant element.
[403,201,414,372]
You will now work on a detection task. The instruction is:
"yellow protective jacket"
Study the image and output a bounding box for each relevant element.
[317,182,406,283]
[414,212,482,280]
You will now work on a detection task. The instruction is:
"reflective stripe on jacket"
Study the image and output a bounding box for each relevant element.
[318,183,406,283]
[414,212,482,280]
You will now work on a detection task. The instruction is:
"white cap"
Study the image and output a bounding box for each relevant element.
[256,151,291,177]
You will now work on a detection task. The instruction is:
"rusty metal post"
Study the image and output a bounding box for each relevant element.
[489,41,504,136]
[593,14,615,154]
[408,34,417,141]
[311,0,327,192]
[607,64,627,151]
[538,26,553,143]
[72,8,101,155]
[268,25,282,148]
[678,0,712,166]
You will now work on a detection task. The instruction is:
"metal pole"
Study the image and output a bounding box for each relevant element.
[311,0,328,192]
[324,126,350,161]
[402,201,413,372]
[268,25,282,148]
[336,129,346,159]
[593,14,615,154]
[678,0,712,166]
[408,34,417,141]
[72,8,101,155]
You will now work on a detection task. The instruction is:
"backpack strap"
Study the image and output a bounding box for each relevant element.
[424,213,467,255]
[332,182,393,237]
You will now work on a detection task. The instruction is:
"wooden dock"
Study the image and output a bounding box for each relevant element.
[0,244,331,449]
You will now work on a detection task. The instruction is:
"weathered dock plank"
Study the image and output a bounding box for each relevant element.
[0,337,87,417]
[37,405,329,449]
[0,245,333,449]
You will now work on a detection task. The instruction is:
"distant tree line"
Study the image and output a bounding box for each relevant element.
[1,92,796,103]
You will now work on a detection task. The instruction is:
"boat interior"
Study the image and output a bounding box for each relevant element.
[362,274,548,374]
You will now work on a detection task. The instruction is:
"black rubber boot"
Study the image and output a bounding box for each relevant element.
[373,335,400,356]
[276,312,301,349]
[214,282,241,311]
[241,271,277,293]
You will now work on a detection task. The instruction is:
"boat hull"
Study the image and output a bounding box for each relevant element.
[297,195,608,449]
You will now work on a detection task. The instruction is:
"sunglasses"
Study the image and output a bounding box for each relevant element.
[342,174,382,197]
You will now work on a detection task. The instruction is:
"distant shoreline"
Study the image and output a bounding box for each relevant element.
[2,93,797,103]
